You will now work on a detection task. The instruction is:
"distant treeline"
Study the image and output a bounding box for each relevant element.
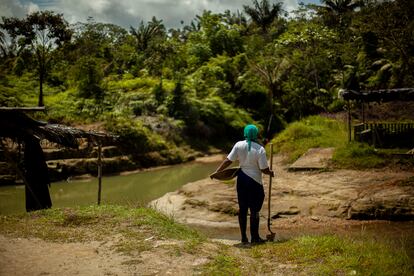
[0,0,413,148]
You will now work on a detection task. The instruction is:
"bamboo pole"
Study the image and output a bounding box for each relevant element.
[97,143,102,205]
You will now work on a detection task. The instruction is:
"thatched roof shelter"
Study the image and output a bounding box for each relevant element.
[0,107,116,212]
[0,108,116,147]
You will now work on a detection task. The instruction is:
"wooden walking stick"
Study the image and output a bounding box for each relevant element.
[266,143,276,241]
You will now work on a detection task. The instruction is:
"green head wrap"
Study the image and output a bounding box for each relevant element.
[244,124,258,151]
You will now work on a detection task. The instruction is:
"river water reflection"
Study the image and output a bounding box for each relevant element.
[0,161,220,215]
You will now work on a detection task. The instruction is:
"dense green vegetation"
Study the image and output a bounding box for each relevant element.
[1,205,412,275]
[1,0,413,155]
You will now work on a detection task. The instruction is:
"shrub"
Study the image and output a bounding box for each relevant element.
[104,116,167,158]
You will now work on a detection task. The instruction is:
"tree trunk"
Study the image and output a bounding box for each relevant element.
[38,67,44,107]
[37,50,45,107]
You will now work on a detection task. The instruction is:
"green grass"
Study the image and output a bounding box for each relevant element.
[200,247,242,276]
[271,115,348,163]
[0,205,205,255]
[200,235,413,276]
[333,141,387,168]
[251,235,413,275]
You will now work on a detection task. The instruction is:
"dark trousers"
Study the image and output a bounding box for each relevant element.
[237,170,265,241]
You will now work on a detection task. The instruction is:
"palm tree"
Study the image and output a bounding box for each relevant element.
[130,16,166,52]
[243,0,283,34]
[319,0,363,27]
[322,0,361,14]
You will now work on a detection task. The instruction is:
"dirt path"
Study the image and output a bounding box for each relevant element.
[0,234,224,276]
[0,233,292,276]
[0,235,132,276]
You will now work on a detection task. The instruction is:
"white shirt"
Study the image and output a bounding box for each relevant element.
[227,140,269,184]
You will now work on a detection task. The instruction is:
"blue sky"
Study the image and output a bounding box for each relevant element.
[1,0,322,29]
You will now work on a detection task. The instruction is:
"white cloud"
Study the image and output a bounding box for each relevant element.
[27,2,40,13]
[2,0,300,29]
[0,0,40,19]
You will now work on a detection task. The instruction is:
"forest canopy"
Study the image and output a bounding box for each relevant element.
[1,0,413,149]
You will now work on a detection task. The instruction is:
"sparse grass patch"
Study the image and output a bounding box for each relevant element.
[249,235,413,275]
[115,237,152,255]
[200,247,242,276]
[0,205,205,254]
[130,207,205,242]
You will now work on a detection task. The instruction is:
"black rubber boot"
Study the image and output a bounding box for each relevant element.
[238,212,248,243]
[250,212,265,244]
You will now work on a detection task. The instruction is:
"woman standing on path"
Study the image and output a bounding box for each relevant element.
[213,124,274,244]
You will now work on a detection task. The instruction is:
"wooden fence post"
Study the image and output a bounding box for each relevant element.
[97,143,102,205]
[347,101,352,142]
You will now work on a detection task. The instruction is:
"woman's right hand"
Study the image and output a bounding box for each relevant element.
[261,167,274,177]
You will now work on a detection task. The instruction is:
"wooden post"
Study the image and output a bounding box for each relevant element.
[97,143,102,205]
[267,143,273,231]
[267,143,275,237]
[347,101,352,142]
[361,100,365,124]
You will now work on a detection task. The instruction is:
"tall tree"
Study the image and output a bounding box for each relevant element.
[319,0,363,28]
[72,18,128,58]
[129,17,167,77]
[352,0,414,88]
[250,50,290,112]
[243,0,283,34]
[1,11,72,106]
